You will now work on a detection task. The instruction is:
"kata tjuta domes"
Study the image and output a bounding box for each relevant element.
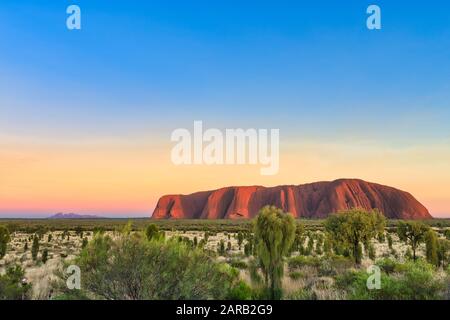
[152,179,432,220]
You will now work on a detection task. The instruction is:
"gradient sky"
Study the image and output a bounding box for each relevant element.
[1,1,450,217]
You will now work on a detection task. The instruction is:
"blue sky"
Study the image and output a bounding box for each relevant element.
[1,1,450,217]
[1,1,449,139]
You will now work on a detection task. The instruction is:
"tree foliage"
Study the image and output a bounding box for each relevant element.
[425,229,439,267]
[0,225,11,259]
[291,222,305,253]
[253,205,296,299]
[437,238,450,268]
[325,208,386,265]
[42,249,49,264]
[31,235,40,261]
[397,221,430,261]
[336,260,446,300]
[145,223,164,241]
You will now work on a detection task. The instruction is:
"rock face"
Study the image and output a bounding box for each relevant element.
[152,179,432,220]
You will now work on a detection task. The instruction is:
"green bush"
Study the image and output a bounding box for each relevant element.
[425,230,439,266]
[0,265,31,300]
[376,258,398,274]
[253,205,295,300]
[227,280,253,300]
[31,235,39,261]
[336,260,446,300]
[318,255,354,276]
[228,259,248,269]
[144,223,164,241]
[0,225,10,259]
[387,234,393,249]
[288,271,303,280]
[52,291,90,300]
[287,288,316,300]
[444,229,450,240]
[288,256,321,270]
[437,239,450,268]
[42,249,49,264]
[218,240,226,256]
[65,232,240,299]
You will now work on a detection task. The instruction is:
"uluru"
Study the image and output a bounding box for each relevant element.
[152,179,432,220]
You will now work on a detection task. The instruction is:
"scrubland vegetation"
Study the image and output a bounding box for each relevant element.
[0,211,449,300]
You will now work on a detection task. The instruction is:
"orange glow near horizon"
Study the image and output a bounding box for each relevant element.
[1,136,450,218]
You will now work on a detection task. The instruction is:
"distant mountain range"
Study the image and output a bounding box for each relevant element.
[47,213,103,219]
[152,179,432,220]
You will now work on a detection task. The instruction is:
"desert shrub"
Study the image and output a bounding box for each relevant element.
[42,249,49,264]
[287,288,316,300]
[81,237,88,249]
[0,225,11,258]
[0,265,31,300]
[288,256,321,270]
[392,260,446,299]
[52,290,90,300]
[64,232,239,299]
[318,255,354,276]
[288,271,303,280]
[74,226,83,238]
[198,238,206,248]
[218,240,226,256]
[35,226,47,240]
[437,239,450,268]
[237,232,244,250]
[386,233,393,249]
[229,259,247,269]
[425,230,439,266]
[315,234,324,255]
[336,260,446,300]
[291,223,305,253]
[376,258,398,274]
[367,242,376,260]
[390,248,399,259]
[445,229,450,240]
[335,269,400,300]
[227,280,253,300]
[323,236,332,255]
[31,235,40,260]
[332,241,347,256]
[92,227,105,235]
[244,243,252,257]
[145,224,164,241]
[405,248,413,260]
[305,237,314,255]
